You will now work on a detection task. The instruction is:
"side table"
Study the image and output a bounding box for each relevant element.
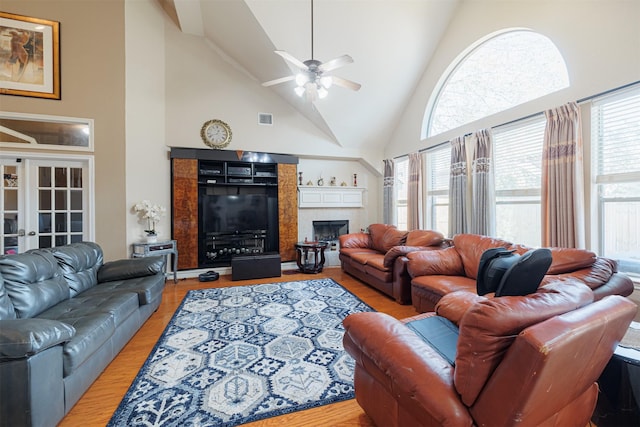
[132,240,178,283]
[295,241,329,273]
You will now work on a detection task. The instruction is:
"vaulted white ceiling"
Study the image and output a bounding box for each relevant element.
[165,0,459,154]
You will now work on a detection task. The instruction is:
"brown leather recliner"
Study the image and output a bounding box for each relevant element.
[343,281,637,427]
[339,224,449,304]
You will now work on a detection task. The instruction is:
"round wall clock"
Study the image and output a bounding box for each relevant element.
[201,119,232,149]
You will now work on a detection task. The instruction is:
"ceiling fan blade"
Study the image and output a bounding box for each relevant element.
[274,50,308,70]
[331,76,361,92]
[262,75,295,87]
[318,54,353,72]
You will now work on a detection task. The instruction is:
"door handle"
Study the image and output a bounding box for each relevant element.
[18,229,25,236]
[27,231,36,236]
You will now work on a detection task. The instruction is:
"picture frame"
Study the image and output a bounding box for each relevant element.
[0,12,60,99]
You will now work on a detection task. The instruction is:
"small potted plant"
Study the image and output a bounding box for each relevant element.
[133,200,166,243]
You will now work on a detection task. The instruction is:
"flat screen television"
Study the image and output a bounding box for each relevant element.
[201,194,268,234]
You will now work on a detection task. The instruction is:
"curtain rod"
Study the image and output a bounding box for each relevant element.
[394,79,640,160]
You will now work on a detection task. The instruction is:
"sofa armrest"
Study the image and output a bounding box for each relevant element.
[97,256,165,283]
[383,246,434,268]
[339,232,372,249]
[343,312,473,424]
[406,246,465,278]
[0,319,75,359]
[435,291,489,325]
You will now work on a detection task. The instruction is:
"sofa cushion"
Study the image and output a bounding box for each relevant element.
[0,251,70,319]
[340,247,379,258]
[39,291,139,328]
[407,247,465,277]
[452,234,514,279]
[49,242,103,297]
[349,252,386,269]
[546,247,596,274]
[0,274,16,320]
[87,274,166,306]
[369,224,407,253]
[453,280,594,407]
[37,309,115,377]
[405,230,444,247]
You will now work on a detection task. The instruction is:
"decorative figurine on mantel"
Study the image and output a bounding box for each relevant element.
[353,173,358,187]
[298,171,303,186]
[330,176,337,186]
[317,177,324,186]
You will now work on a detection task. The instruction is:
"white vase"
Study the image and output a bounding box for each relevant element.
[146,235,157,243]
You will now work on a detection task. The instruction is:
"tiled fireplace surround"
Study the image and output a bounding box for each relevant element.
[298,208,368,267]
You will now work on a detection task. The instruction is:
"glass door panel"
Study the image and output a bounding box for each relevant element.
[1,162,22,254]
[35,163,87,248]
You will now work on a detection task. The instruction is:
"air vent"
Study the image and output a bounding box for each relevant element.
[258,113,273,126]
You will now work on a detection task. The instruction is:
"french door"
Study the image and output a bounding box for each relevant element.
[1,154,93,254]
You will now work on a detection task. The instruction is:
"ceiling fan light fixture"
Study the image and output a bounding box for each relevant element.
[320,75,333,89]
[318,86,328,99]
[294,86,306,97]
[295,73,309,86]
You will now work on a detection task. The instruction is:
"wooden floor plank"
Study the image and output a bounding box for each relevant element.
[58,267,418,427]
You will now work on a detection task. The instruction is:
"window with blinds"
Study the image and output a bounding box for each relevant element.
[592,84,640,274]
[425,145,450,236]
[493,116,545,246]
[395,157,409,230]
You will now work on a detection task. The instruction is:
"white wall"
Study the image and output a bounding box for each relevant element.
[387,0,640,159]
[125,0,169,247]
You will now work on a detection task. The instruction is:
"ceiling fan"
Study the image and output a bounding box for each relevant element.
[261,0,361,101]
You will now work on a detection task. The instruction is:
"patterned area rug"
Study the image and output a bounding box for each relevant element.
[108,278,374,426]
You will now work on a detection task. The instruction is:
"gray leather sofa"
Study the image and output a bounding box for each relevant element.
[0,242,167,427]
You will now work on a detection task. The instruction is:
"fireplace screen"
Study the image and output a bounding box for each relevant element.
[312,220,349,250]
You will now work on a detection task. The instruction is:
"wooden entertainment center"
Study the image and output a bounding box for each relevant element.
[170,148,298,270]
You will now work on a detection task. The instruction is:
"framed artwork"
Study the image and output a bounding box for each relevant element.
[0,12,60,99]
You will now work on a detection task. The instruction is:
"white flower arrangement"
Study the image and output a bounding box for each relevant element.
[133,200,166,236]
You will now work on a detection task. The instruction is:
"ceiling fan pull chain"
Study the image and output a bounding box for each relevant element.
[311,0,314,60]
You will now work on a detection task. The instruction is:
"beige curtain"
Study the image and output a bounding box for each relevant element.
[449,137,468,236]
[407,152,423,230]
[383,159,395,225]
[470,129,495,236]
[541,102,585,248]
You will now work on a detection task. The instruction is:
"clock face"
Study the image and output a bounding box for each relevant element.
[201,119,232,149]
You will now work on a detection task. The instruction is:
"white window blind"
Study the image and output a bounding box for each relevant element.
[592,85,640,274]
[493,116,545,246]
[395,157,409,230]
[425,144,450,236]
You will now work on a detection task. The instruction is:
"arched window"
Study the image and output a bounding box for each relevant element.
[425,30,569,138]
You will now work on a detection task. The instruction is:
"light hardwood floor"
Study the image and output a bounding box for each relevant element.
[59,267,419,427]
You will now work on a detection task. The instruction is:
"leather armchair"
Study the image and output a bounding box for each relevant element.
[343,281,637,427]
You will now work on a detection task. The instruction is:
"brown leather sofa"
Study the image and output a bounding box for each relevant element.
[343,281,637,427]
[339,224,449,304]
[407,233,634,313]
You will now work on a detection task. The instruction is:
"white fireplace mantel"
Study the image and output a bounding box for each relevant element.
[298,186,365,208]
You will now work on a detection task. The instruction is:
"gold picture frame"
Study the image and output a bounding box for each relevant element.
[0,12,60,99]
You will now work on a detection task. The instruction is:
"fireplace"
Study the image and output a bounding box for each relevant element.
[313,220,349,251]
